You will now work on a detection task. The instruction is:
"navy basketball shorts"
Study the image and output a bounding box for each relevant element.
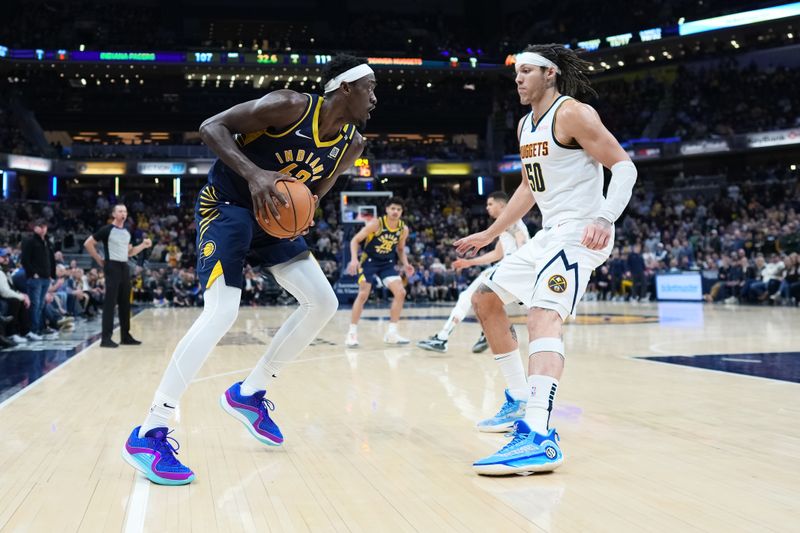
[358,258,399,287]
[195,185,308,290]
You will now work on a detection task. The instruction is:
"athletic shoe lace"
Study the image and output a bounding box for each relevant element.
[496,399,518,417]
[153,430,183,466]
[253,391,275,417]
[499,422,529,452]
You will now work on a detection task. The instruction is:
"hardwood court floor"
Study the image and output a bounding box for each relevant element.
[0,301,798,532]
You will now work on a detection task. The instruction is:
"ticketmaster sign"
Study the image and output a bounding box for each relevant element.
[656,273,703,301]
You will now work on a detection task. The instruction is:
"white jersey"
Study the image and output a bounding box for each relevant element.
[498,219,529,259]
[519,95,604,228]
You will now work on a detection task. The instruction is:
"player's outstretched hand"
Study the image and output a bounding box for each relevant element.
[248,170,296,224]
[452,258,471,271]
[403,263,415,277]
[346,259,360,276]
[581,217,612,250]
[454,231,493,258]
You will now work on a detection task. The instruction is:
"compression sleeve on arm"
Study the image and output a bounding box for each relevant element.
[597,160,637,223]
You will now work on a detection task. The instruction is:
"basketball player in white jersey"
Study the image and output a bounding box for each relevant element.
[455,44,637,475]
[417,191,529,354]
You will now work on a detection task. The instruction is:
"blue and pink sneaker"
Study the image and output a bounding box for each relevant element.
[220,382,284,446]
[122,426,195,485]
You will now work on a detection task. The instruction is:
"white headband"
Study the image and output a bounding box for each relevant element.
[324,63,375,93]
[515,52,561,74]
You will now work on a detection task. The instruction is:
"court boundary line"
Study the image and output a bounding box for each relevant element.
[123,474,150,533]
[0,310,147,411]
[629,352,800,385]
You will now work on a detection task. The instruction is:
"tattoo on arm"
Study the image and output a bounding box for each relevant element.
[509,324,517,342]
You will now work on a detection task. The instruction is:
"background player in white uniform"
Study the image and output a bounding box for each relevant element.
[455,44,637,475]
[416,190,529,353]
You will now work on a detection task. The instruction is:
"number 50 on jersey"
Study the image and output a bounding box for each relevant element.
[525,162,546,192]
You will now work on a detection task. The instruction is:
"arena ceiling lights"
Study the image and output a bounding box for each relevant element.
[679,2,800,36]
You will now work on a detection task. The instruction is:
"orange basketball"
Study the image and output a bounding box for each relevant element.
[255,180,315,239]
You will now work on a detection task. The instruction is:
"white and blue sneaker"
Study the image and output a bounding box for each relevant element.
[473,420,563,475]
[476,389,526,432]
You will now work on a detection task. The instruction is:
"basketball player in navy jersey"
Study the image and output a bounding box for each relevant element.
[456,44,636,475]
[345,197,414,346]
[123,55,377,485]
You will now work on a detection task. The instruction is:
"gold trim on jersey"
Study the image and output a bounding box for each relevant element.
[324,140,350,179]
[363,216,404,256]
[206,259,224,289]
[198,186,221,242]
[264,93,313,138]
[379,215,404,233]
[234,94,313,148]
[312,97,345,147]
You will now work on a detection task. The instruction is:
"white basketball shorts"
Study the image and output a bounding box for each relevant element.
[482,219,613,320]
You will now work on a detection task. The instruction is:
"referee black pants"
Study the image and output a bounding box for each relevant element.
[103,261,131,340]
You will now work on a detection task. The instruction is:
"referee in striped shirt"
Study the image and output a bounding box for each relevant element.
[84,204,152,348]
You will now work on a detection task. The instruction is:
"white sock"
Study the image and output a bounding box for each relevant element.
[525,375,559,435]
[440,289,470,340]
[239,378,268,396]
[437,315,458,341]
[388,322,398,334]
[349,323,358,334]
[140,275,241,436]
[140,391,179,437]
[242,256,338,393]
[494,350,528,401]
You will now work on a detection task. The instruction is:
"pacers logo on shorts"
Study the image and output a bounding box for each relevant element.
[200,240,216,263]
[547,274,568,293]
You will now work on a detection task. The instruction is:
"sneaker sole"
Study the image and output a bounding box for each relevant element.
[218,394,282,447]
[476,421,519,433]
[384,340,410,345]
[473,458,563,476]
[471,344,489,353]
[121,447,195,486]
[416,342,446,353]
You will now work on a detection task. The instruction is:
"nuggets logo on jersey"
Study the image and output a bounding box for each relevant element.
[519,141,548,158]
[548,274,568,293]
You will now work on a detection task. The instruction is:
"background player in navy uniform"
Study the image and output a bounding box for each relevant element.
[123,55,377,486]
[345,197,414,346]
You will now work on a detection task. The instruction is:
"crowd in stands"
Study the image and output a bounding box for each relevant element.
[4,59,797,162]
[2,162,799,347]
[663,63,800,140]
[587,165,800,303]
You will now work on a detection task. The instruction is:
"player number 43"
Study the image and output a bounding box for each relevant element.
[525,162,546,192]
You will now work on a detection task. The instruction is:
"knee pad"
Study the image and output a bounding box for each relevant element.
[529,337,565,358]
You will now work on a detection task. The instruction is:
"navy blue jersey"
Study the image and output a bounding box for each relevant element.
[207,93,358,207]
[362,216,405,263]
